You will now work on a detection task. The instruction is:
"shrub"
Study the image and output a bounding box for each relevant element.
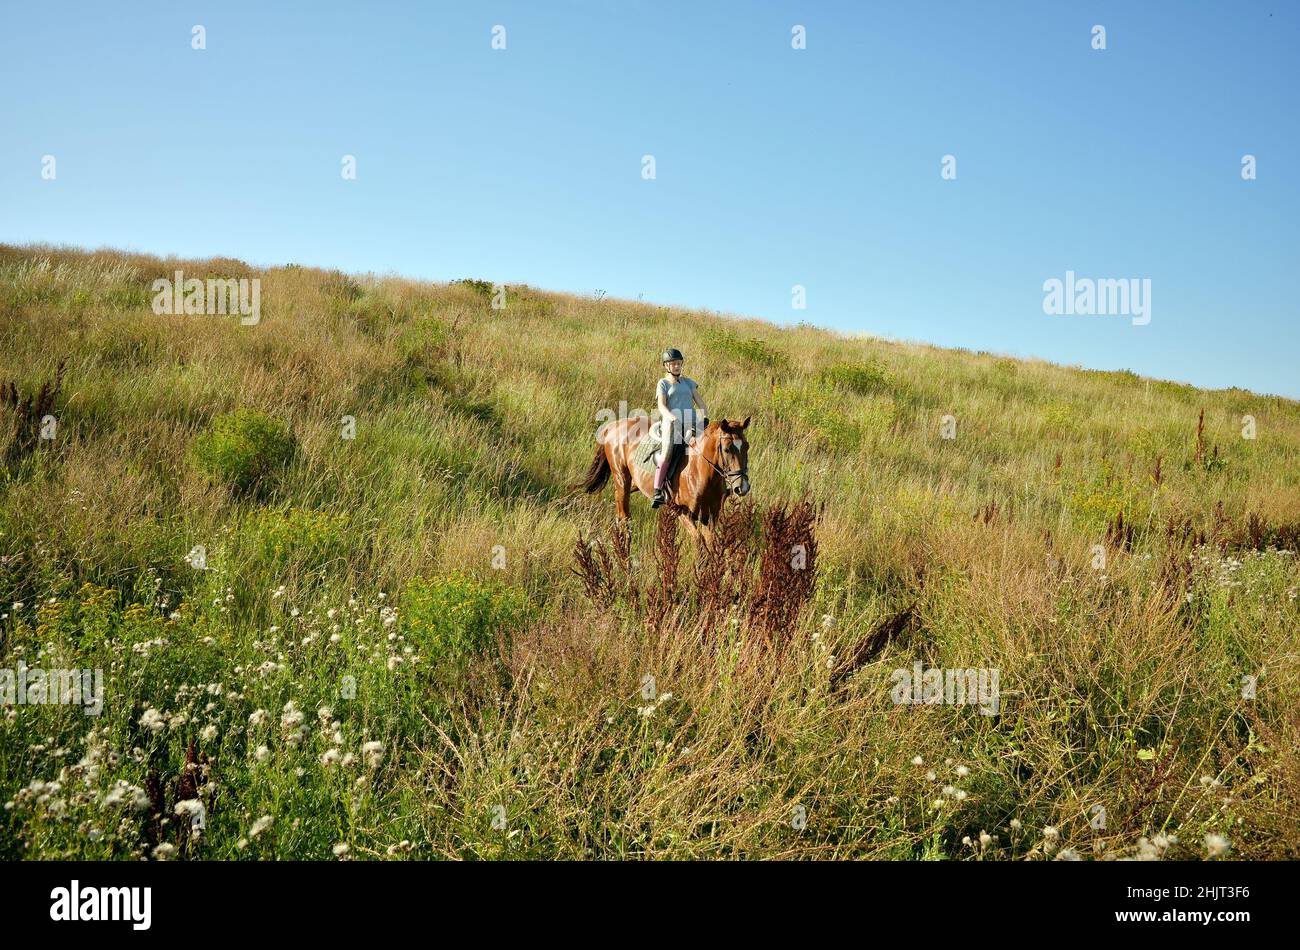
[401,574,526,676]
[773,380,894,451]
[702,327,786,369]
[240,507,349,576]
[820,360,891,395]
[190,408,295,494]
[1042,401,1078,432]
[453,279,495,298]
[1068,457,1146,530]
[397,317,447,367]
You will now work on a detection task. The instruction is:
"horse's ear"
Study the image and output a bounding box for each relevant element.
[741,416,751,430]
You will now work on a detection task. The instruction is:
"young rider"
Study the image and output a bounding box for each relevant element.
[652,347,709,508]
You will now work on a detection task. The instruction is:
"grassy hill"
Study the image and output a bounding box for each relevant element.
[2,243,1298,859]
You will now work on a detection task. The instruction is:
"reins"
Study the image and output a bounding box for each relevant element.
[695,430,747,493]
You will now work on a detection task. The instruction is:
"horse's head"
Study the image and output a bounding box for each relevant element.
[710,417,751,496]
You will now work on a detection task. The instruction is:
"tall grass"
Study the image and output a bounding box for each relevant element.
[0,243,1297,860]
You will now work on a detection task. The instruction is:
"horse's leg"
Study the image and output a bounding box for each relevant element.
[677,510,702,547]
[611,455,636,554]
[698,519,718,553]
[615,471,631,522]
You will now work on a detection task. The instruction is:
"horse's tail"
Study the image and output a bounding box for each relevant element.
[576,445,611,494]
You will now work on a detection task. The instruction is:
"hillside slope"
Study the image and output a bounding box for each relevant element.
[2,244,1298,859]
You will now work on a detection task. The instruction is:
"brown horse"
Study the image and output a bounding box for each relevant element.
[578,415,751,548]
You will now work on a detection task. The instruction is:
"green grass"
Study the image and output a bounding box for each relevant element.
[1,242,1298,860]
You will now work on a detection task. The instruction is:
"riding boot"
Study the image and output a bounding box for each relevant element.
[651,455,672,508]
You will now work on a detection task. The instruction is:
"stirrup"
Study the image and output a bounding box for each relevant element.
[651,488,666,508]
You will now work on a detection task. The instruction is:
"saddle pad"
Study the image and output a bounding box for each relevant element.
[634,431,661,474]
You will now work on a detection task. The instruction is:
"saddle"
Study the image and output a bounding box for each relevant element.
[634,422,687,482]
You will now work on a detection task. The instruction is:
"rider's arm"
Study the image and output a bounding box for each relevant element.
[692,386,710,424]
[656,380,673,424]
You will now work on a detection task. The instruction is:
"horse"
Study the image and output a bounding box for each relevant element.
[578,415,751,548]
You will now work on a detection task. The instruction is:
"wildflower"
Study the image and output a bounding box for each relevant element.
[979,831,993,849]
[1135,837,1163,861]
[253,745,270,762]
[152,843,176,860]
[139,708,166,733]
[1055,848,1081,861]
[250,815,273,838]
[174,799,203,820]
[321,749,341,767]
[1009,818,1022,831]
[911,756,924,766]
[1205,834,1231,858]
[361,741,384,768]
[103,781,149,811]
[199,724,218,742]
[332,843,349,857]
[954,765,970,778]
[280,701,304,730]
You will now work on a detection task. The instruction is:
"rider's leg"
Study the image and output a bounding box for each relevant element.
[652,420,677,506]
[653,421,676,490]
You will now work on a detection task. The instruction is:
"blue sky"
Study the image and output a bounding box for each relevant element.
[3,2,1297,397]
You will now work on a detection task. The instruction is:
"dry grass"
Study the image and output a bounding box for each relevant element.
[0,242,1298,860]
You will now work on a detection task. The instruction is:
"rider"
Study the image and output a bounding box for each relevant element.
[652,347,709,508]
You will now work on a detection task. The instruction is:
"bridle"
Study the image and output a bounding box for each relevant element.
[697,430,747,494]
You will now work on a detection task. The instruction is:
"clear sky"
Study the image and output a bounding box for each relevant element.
[3,2,1297,397]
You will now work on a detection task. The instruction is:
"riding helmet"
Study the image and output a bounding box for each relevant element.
[661,347,684,363]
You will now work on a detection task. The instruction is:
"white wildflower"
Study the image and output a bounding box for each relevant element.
[139,708,166,733]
